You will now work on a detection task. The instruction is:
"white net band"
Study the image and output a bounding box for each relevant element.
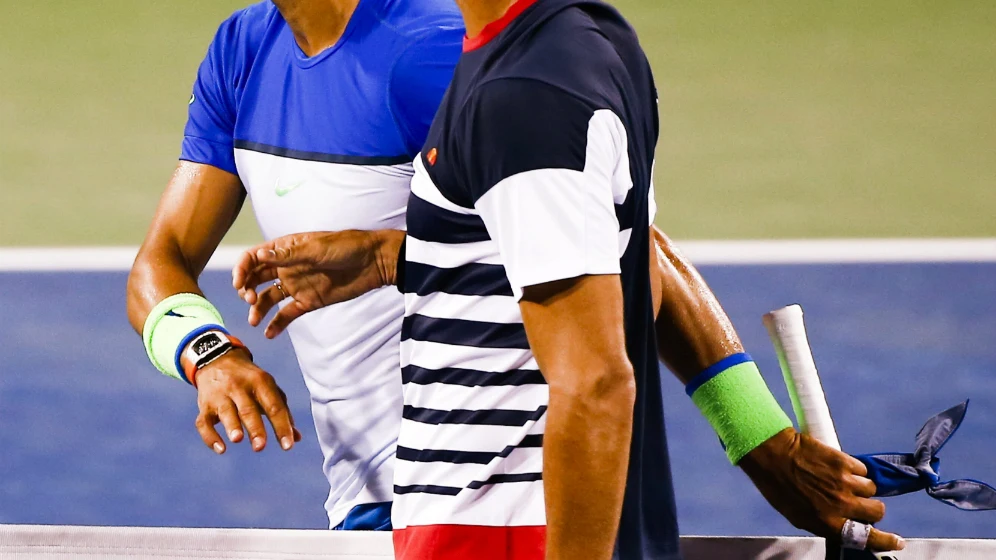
[1,525,994,560]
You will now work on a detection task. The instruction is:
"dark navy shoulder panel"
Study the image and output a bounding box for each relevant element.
[457,78,594,203]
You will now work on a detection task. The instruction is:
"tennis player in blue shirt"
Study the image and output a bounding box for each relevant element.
[126,0,462,530]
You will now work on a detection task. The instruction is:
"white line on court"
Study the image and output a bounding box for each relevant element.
[0,239,994,271]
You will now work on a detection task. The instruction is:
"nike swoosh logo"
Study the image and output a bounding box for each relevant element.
[274,179,306,197]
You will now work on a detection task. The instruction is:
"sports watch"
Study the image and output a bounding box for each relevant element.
[180,330,248,386]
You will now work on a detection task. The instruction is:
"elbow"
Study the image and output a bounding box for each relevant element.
[548,359,636,417]
[125,252,150,330]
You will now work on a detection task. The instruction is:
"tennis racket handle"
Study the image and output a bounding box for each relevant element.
[763,305,842,451]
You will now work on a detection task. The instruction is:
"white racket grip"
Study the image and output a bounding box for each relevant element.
[762,305,842,451]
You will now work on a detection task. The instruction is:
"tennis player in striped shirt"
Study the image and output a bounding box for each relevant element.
[231,0,905,557]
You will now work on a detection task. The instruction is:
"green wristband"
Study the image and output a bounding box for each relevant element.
[142,293,225,380]
[690,357,792,465]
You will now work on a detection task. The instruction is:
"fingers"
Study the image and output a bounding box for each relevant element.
[232,247,262,292]
[843,496,886,525]
[248,283,288,327]
[232,393,268,451]
[849,474,877,498]
[265,300,308,339]
[217,399,244,444]
[194,411,226,455]
[866,527,905,552]
[255,382,296,451]
[239,267,279,304]
[233,234,310,292]
[844,454,868,476]
[275,386,303,443]
[253,234,318,267]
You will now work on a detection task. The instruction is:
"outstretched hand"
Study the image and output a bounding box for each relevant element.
[739,428,905,553]
[193,348,302,454]
[231,229,405,338]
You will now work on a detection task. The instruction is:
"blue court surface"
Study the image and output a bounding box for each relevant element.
[1,263,994,537]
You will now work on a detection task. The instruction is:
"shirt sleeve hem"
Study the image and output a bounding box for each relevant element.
[511,260,622,301]
[180,136,238,176]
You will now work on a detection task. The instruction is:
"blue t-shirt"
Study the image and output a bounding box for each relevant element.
[177,0,464,529]
[181,0,463,175]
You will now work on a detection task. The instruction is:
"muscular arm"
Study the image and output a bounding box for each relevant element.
[648,225,903,552]
[519,276,635,560]
[126,161,244,331]
[648,224,742,382]
[127,161,298,454]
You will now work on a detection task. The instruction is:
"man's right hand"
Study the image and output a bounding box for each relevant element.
[192,348,302,454]
[739,428,905,553]
[231,229,405,338]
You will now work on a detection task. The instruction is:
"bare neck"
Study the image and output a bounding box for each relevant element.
[272,0,361,57]
[455,0,518,38]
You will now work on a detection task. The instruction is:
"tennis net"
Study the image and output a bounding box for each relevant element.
[1,525,993,560]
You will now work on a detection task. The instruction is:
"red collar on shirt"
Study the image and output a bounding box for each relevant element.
[462,0,541,52]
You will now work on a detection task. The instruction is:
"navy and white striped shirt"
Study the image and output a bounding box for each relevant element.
[393,0,678,558]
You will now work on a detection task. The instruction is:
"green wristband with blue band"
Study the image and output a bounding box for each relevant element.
[687,353,793,465]
[142,293,226,383]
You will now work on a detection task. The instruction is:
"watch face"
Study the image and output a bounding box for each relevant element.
[193,333,223,355]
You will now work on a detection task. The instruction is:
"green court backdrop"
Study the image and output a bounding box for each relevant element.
[1,0,993,245]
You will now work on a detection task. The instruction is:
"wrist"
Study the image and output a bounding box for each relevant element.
[143,293,226,381]
[179,329,250,387]
[737,427,796,473]
[374,229,406,287]
[687,353,793,465]
[190,347,254,386]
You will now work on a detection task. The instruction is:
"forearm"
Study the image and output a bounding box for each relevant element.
[543,365,635,560]
[519,276,633,560]
[651,226,743,384]
[126,240,206,333]
[126,162,244,334]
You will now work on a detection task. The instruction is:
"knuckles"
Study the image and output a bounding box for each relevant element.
[264,401,285,417]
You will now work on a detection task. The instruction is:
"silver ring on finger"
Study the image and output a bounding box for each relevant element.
[274,280,286,298]
[841,519,872,550]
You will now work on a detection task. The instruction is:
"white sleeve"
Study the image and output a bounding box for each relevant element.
[648,160,658,224]
[474,110,628,300]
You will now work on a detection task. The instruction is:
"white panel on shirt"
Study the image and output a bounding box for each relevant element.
[234,148,412,527]
[406,236,504,268]
[394,446,543,489]
[649,159,658,225]
[394,414,547,529]
[405,292,522,324]
[393,479,547,529]
[410,156,475,215]
[400,414,547,454]
[474,110,633,300]
[403,382,549,413]
[401,339,539,372]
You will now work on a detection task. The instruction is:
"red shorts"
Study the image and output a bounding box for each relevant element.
[394,525,546,560]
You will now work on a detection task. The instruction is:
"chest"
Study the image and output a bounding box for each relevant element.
[232,31,407,160]
[230,31,415,240]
